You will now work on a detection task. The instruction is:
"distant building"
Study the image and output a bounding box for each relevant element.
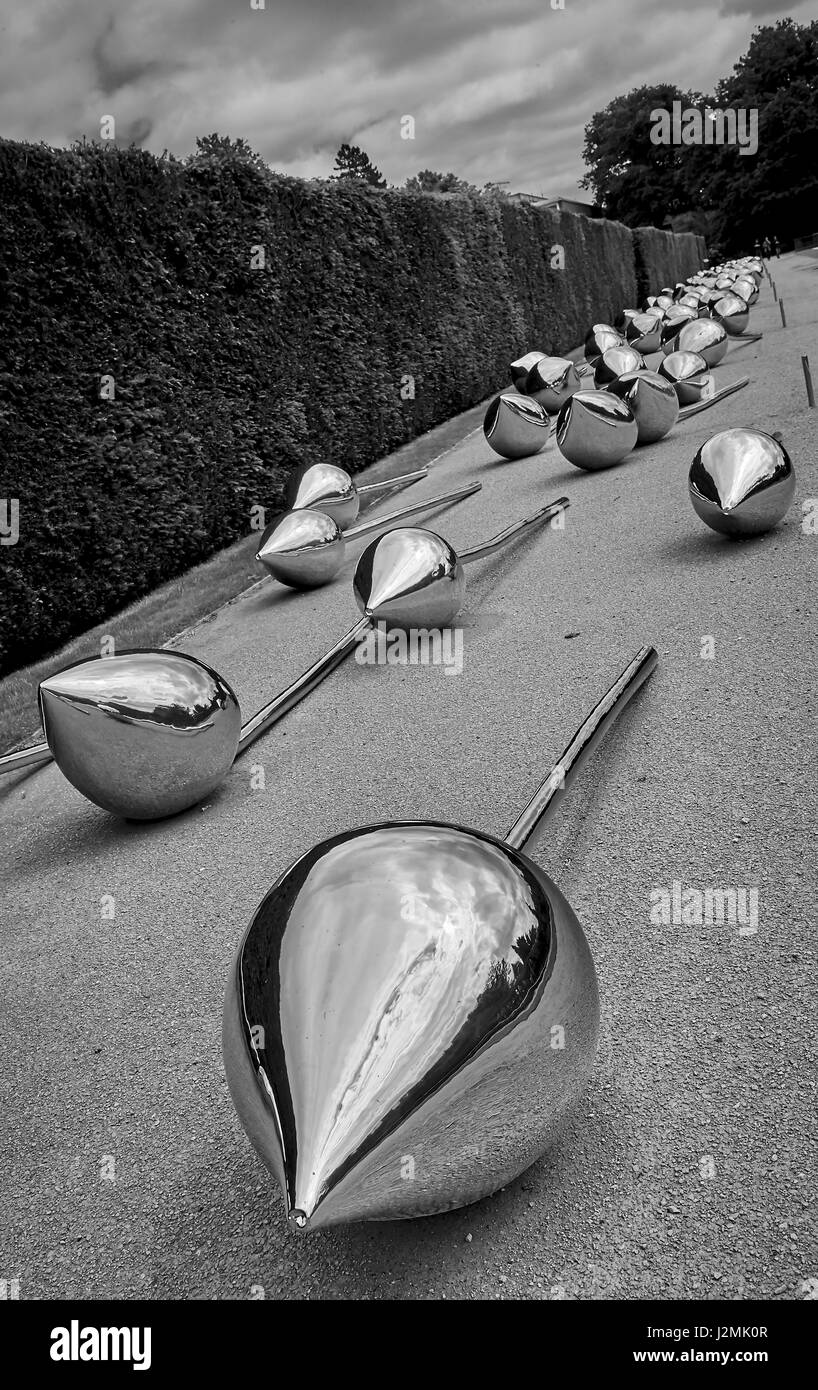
[508,192,603,217]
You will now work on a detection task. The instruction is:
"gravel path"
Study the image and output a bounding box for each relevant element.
[1,253,816,1301]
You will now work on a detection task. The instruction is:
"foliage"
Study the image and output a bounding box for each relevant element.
[405,170,476,194]
[0,138,700,674]
[331,143,386,187]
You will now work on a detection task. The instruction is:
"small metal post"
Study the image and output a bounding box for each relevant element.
[779,299,787,328]
[802,355,816,409]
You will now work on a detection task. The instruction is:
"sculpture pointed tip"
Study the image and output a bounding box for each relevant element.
[288,1208,311,1235]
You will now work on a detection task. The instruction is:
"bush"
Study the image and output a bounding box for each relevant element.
[0,140,702,674]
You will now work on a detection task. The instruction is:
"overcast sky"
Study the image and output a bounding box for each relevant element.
[0,0,809,198]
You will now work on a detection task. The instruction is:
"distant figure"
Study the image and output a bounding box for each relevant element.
[754,238,762,256]
[774,235,781,258]
[762,236,772,258]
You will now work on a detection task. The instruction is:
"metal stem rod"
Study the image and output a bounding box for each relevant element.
[678,376,750,420]
[802,355,815,409]
[345,481,481,541]
[237,617,370,757]
[356,467,428,496]
[505,645,658,854]
[460,497,569,565]
[0,739,51,775]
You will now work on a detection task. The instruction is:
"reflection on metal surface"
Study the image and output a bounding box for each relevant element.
[285,462,428,529]
[524,356,584,413]
[712,294,749,337]
[593,346,646,387]
[352,497,569,630]
[555,390,638,470]
[689,428,795,537]
[606,370,679,444]
[38,651,241,820]
[624,313,663,354]
[664,318,728,367]
[658,351,713,404]
[483,393,551,459]
[223,647,658,1229]
[510,350,548,390]
[256,482,481,589]
[584,324,625,363]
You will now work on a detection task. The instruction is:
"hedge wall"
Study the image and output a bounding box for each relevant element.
[631,227,705,306]
[0,141,702,675]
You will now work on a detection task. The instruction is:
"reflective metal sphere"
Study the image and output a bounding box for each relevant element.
[38,652,241,820]
[353,527,465,630]
[689,429,795,537]
[584,324,625,362]
[484,393,551,459]
[664,318,728,367]
[593,346,646,387]
[625,314,663,354]
[712,294,750,336]
[731,277,759,306]
[555,390,638,470]
[223,820,599,1229]
[524,356,583,412]
[510,351,548,390]
[606,370,679,444]
[256,508,348,589]
[285,463,359,529]
[658,351,713,404]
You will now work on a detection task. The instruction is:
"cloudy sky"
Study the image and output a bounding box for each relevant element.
[0,0,809,197]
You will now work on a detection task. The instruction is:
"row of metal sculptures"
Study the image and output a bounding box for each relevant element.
[3,255,794,1231]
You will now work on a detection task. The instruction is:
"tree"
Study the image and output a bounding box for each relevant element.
[404,169,475,194]
[187,133,270,175]
[332,143,386,187]
[697,19,818,250]
[580,83,704,227]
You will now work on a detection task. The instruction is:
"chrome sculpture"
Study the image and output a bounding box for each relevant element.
[711,293,749,337]
[731,277,759,307]
[483,393,551,459]
[555,390,638,470]
[624,313,663,355]
[584,324,625,363]
[2,498,569,813]
[223,645,657,1229]
[658,351,713,404]
[352,497,568,630]
[593,346,646,387]
[689,428,795,537]
[523,357,584,413]
[256,481,480,589]
[659,309,697,351]
[284,462,428,529]
[509,351,547,390]
[605,370,679,444]
[663,318,728,367]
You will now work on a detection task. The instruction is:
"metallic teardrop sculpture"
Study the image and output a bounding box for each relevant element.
[712,294,750,336]
[483,393,551,459]
[593,346,646,387]
[284,462,428,529]
[731,277,759,307]
[689,428,795,537]
[523,356,583,412]
[257,508,346,589]
[223,647,657,1229]
[624,313,663,354]
[606,370,679,444]
[38,652,241,820]
[584,324,625,362]
[658,351,713,404]
[509,350,547,390]
[664,318,728,367]
[555,390,638,470]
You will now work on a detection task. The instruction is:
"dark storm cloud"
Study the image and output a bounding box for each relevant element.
[0,0,813,195]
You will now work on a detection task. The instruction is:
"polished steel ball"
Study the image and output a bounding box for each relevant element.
[712,293,750,336]
[484,393,551,459]
[38,652,241,820]
[664,318,728,367]
[510,350,548,390]
[285,462,359,529]
[689,429,795,537]
[624,311,663,354]
[584,324,625,362]
[223,820,599,1229]
[731,276,759,306]
[658,351,713,405]
[524,356,583,412]
[256,507,349,589]
[593,345,646,387]
[555,390,638,470]
[353,526,465,630]
[606,370,679,444]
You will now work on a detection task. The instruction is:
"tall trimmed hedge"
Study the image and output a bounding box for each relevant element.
[631,227,704,305]
[0,141,702,675]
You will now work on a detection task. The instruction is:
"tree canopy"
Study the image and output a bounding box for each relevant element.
[332,143,386,187]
